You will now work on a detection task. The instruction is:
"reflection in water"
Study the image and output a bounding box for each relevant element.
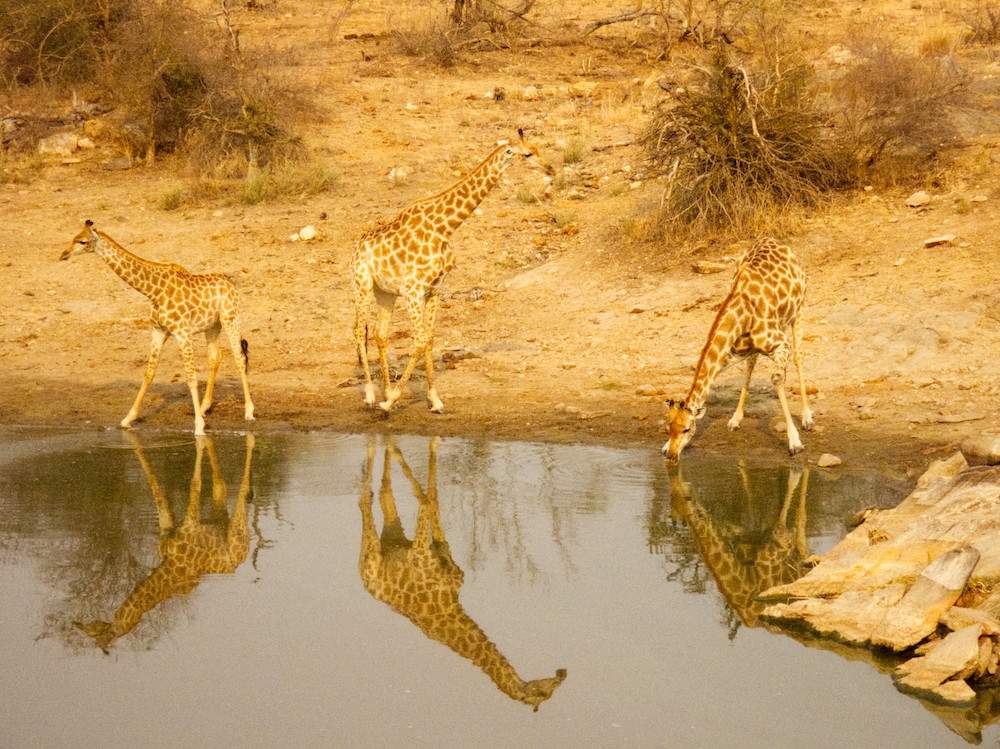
[75,433,254,653]
[670,464,809,634]
[358,435,567,710]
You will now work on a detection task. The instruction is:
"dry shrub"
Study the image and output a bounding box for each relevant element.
[0,0,111,87]
[962,2,1000,45]
[642,43,845,242]
[0,0,314,188]
[389,8,460,68]
[828,27,970,185]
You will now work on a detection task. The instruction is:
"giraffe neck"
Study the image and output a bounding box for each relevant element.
[418,143,510,235]
[92,231,171,300]
[421,603,534,703]
[684,295,743,411]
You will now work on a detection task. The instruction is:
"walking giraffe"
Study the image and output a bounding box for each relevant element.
[663,238,813,464]
[61,220,254,435]
[358,435,567,710]
[350,129,552,413]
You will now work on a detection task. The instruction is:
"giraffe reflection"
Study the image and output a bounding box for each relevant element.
[75,434,254,653]
[358,435,567,710]
[671,465,809,631]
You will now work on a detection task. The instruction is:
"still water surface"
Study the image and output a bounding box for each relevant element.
[0,427,992,748]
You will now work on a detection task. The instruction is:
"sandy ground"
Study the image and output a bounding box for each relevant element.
[3,0,1000,479]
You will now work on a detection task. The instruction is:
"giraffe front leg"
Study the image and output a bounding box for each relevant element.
[423,295,444,413]
[765,333,803,455]
[792,316,814,431]
[122,326,167,429]
[727,354,758,431]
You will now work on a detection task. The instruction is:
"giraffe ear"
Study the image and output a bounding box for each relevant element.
[85,219,94,228]
[693,406,707,419]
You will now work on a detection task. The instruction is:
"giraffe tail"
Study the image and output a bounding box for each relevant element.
[241,339,250,373]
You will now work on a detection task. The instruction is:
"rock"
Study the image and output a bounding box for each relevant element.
[905,190,932,207]
[521,85,539,101]
[569,81,599,98]
[894,624,983,705]
[816,454,842,467]
[299,225,317,241]
[691,261,729,274]
[38,132,78,157]
[871,546,981,651]
[924,234,957,247]
[961,434,1000,466]
[635,384,659,397]
[387,166,413,184]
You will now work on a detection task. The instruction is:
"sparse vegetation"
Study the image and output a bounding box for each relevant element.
[0,0,328,204]
[158,185,184,211]
[563,137,587,165]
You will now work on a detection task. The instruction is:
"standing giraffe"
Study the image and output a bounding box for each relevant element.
[75,433,254,653]
[358,435,567,710]
[61,220,254,435]
[351,129,552,413]
[663,238,814,464]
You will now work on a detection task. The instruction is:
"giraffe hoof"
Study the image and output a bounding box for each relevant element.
[802,418,815,432]
[788,443,804,456]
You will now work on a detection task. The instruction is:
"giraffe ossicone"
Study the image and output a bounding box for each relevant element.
[61,220,254,435]
[663,238,814,464]
[350,129,553,414]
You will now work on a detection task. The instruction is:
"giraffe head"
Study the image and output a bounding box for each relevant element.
[521,668,568,712]
[503,128,554,176]
[61,219,99,261]
[663,399,706,465]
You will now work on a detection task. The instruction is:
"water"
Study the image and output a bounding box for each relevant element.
[0,427,993,748]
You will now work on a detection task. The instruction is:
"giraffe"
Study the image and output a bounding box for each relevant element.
[350,129,553,413]
[358,434,567,710]
[670,464,809,632]
[61,220,254,435]
[75,433,254,653]
[663,238,813,465]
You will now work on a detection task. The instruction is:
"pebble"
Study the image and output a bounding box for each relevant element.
[905,191,932,207]
[817,453,842,468]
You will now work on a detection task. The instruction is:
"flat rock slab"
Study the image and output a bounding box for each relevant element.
[760,453,1000,708]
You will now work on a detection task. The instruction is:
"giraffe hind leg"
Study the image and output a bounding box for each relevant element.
[354,288,381,409]
[200,324,223,416]
[176,331,206,435]
[121,326,168,430]
[380,292,432,412]
[221,315,254,421]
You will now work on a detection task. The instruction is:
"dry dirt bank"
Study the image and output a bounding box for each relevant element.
[2,0,1000,479]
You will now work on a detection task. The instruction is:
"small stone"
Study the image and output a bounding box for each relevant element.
[924,234,957,247]
[569,81,599,98]
[299,225,317,241]
[521,85,539,101]
[905,191,932,207]
[817,454,842,468]
[635,384,659,397]
[692,261,729,274]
